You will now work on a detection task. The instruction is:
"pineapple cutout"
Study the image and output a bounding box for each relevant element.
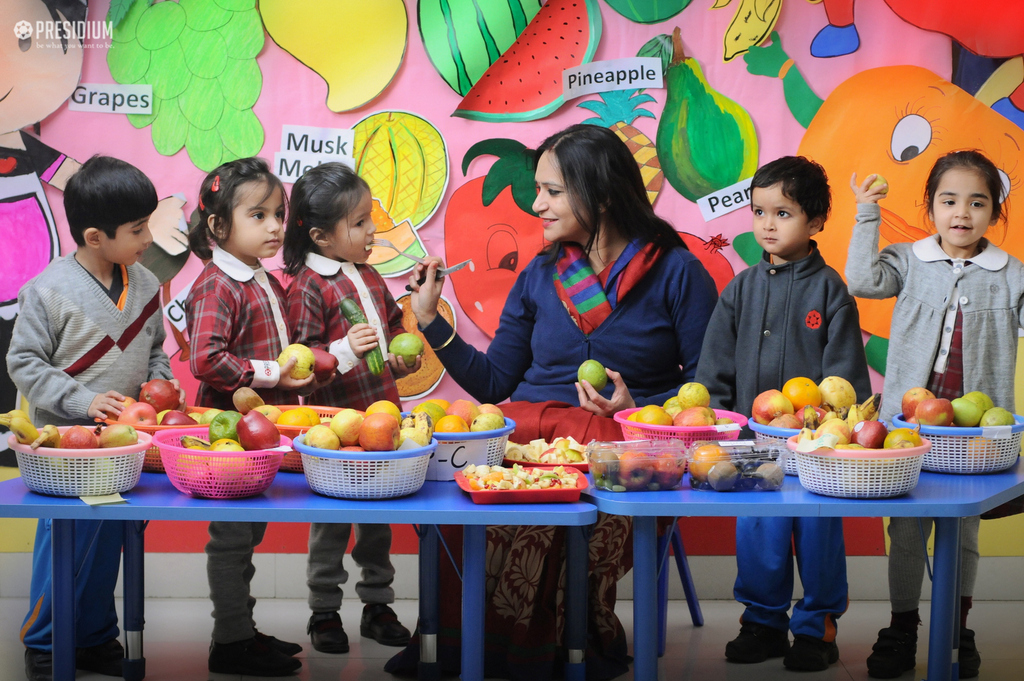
[578,90,664,205]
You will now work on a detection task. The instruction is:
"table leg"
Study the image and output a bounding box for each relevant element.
[418,525,440,681]
[462,525,487,681]
[633,516,658,681]
[51,519,75,681]
[122,520,146,681]
[926,517,962,681]
[564,525,588,681]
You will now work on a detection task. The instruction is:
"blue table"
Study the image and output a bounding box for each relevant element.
[0,472,597,681]
[583,463,1024,681]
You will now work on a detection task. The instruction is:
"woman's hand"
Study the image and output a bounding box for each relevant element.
[388,353,423,377]
[576,368,635,417]
[347,323,379,359]
[851,172,888,204]
[277,355,315,391]
[408,258,445,328]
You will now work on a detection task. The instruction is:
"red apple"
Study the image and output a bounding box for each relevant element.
[159,410,197,426]
[358,413,401,452]
[915,398,954,427]
[617,450,654,490]
[118,401,158,426]
[235,410,281,451]
[850,420,888,449]
[751,390,794,425]
[673,407,716,427]
[768,413,803,429]
[652,452,684,489]
[901,387,936,421]
[139,378,181,412]
[59,425,98,449]
[310,347,339,383]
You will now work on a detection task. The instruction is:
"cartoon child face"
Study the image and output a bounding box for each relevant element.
[799,65,1024,339]
[0,0,84,136]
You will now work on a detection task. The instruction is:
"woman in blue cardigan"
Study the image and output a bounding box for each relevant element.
[391,125,718,680]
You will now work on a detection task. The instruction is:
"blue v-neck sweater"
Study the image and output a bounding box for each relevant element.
[421,246,718,407]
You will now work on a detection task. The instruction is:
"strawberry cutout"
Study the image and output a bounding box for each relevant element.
[0,157,17,174]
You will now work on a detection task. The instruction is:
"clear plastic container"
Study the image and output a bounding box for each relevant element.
[685,440,787,492]
[585,439,688,492]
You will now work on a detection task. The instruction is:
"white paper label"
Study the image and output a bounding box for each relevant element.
[68,84,152,114]
[274,152,354,183]
[697,177,754,222]
[163,276,196,333]
[563,58,663,100]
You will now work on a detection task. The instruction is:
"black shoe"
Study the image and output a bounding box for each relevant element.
[867,627,917,679]
[308,612,349,654]
[724,622,791,663]
[783,635,839,671]
[254,629,303,657]
[75,638,123,676]
[208,636,301,676]
[24,648,51,681]
[958,628,981,679]
[360,603,411,647]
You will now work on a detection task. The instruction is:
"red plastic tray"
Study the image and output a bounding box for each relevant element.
[454,466,588,504]
[501,457,589,473]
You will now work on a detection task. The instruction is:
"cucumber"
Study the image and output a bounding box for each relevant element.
[339,297,385,376]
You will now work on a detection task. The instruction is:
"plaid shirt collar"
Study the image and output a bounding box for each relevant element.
[305,251,343,276]
[212,246,263,282]
[912,235,1008,271]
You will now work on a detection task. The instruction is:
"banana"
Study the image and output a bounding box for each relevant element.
[846,404,862,430]
[30,425,60,450]
[797,427,816,442]
[713,0,784,62]
[820,410,837,423]
[8,416,40,445]
[834,405,850,421]
[181,435,211,450]
[400,411,434,446]
[858,393,882,422]
[801,404,820,430]
[0,409,31,427]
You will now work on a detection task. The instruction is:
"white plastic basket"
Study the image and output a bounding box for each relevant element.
[294,435,435,499]
[748,420,800,475]
[786,435,929,499]
[890,413,1023,474]
[428,418,515,481]
[8,430,151,497]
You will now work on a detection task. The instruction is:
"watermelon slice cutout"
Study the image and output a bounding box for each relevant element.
[453,0,602,122]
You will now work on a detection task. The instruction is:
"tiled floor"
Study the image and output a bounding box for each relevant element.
[1,597,1021,680]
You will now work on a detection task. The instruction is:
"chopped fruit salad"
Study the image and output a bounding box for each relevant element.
[462,464,579,491]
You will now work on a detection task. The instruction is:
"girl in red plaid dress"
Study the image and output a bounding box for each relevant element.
[184,157,315,677]
[282,162,419,655]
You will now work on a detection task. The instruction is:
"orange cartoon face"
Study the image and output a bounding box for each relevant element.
[799,65,1024,339]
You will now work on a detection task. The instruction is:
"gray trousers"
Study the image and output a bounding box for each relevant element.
[887,516,980,613]
[206,521,266,644]
[307,522,396,612]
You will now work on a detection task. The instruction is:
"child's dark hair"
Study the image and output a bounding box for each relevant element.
[535,124,685,260]
[925,150,1006,224]
[187,157,286,260]
[282,163,371,276]
[751,156,831,225]
[63,155,158,246]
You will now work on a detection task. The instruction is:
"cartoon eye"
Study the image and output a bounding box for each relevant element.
[486,227,519,272]
[890,114,932,162]
[998,169,1011,203]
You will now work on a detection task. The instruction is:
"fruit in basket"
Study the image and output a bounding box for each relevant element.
[59,425,99,449]
[252,405,282,423]
[305,424,341,450]
[632,405,672,426]
[845,393,881,430]
[278,409,313,427]
[782,377,821,411]
[850,420,888,449]
[160,410,197,426]
[140,378,181,412]
[617,451,655,490]
[330,409,365,446]
[209,411,244,444]
[366,400,402,421]
[471,413,505,432]
[653,452,685,488]
[884,427,922,449]
[310,347,340,382]
[198,409,222,425]
[818,376,857,411]
[951,398,984,427]
[232,387,265,415]
[688,444,730,483]
[278,344,316,379]
[662,397,683,417]
[118,401,158,425]
[677,382,711,410]
[98,424,139,448]
[413,401,448,424]
[962,391,995,413]
[768,413,802,429]
[479,403,504,418]
[182,436,211,450]
[211,439,245,452]
[707,461,739,491]
[901,387,935,421]
[5,415,40,445]
[400,411,434,447]
[673,407,716,427]
[815,419,852,445]
[359,413,401,451]
[716,417,735,425]
[237,410,281,451]
[30,425,60,450]
[980,407,1015,427]
[389,333,425,368]
[751,390,794,425]
[577,359,609,391]
[435,414,470,433]
[208,454,245,481]
[916,398,954,427]
[447,399,481,425]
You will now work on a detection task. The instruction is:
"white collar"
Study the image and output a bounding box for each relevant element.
[212,246,262,282]
[912,235,1008,271]
[305,252,343,276]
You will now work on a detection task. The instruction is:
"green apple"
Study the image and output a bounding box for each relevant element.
[980,407,1015,427]
[470,413,505,432]
[962,391,995,414]
[199,409,223,425]
[951,398,983,427]
[868,174,889,194]
[577,360,608,391]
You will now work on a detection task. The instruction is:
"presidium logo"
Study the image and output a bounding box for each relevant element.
[14,21,32,40]
[12,18,112,46]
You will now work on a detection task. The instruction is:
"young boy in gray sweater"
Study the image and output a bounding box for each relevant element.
[6,155,183,681]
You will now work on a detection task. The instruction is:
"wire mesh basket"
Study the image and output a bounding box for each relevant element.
[153,428,287,499]
[890,413,1022,474]
[428,417,516,481]
[105,407,212,473]
[294,434,435,499]
[786,435,929,499]
[614,408,747,445]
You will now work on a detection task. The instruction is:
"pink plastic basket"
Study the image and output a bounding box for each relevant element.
[153,427,288,499]
[105,406,212,473]
[614,408,748,445]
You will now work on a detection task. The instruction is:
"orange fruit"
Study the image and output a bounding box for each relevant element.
[426,398,450,411]
[297,407,322,426]
[412,401,447,425]
[634,405,673,426]
[278,409,310,427]
[434,414,469,433]
[366,400,402,421]
[688,444,730,482]
[782,377,821,411]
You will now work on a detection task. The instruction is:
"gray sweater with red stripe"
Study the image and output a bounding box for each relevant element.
[6,255,173,427]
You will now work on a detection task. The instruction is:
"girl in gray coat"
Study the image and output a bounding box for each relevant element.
[846,150,1024,679]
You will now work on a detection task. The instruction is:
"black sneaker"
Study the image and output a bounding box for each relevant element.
[24,648,51,681]
[724,622,791,663]
[958,628,981,679]
[360,603,411,647]
[867,627,917,679]
[254,629,303,657]
[308,611,349,654]
[208,636,301,676]
[75,638,124,676]
[783,634,839,671]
